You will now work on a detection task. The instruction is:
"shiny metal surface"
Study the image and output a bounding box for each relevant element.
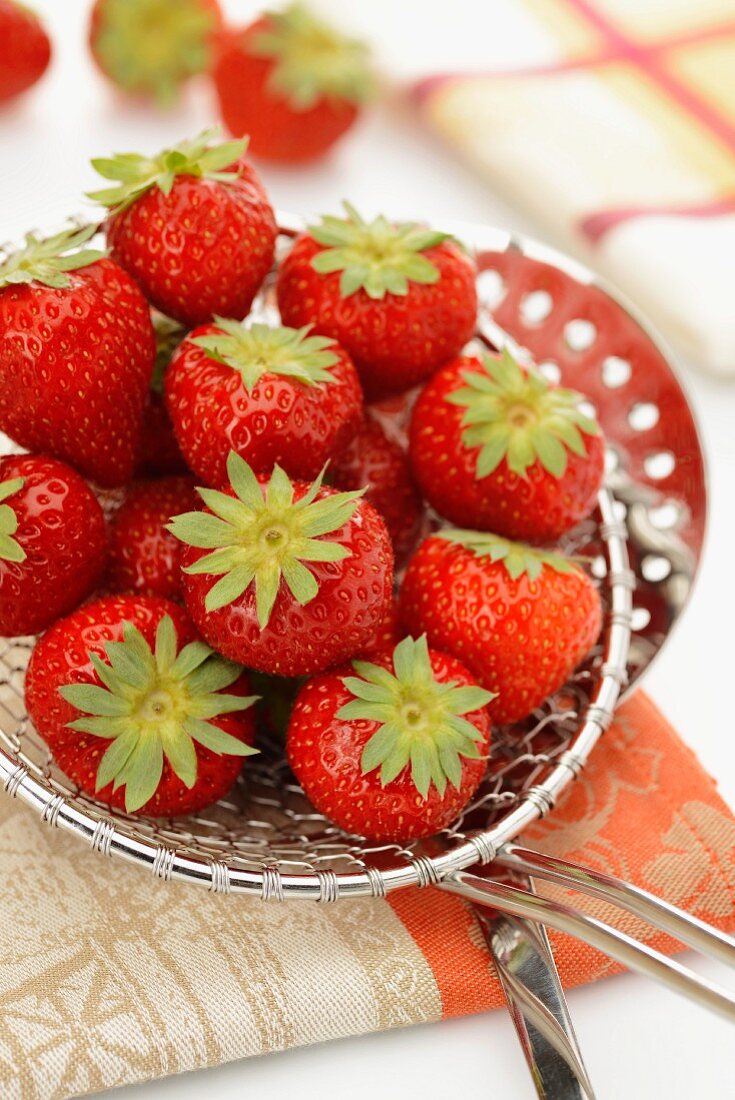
[497,846,735,968]
[475,891,594,1099]
[445,872,735,1024]
[469,275,708,1096]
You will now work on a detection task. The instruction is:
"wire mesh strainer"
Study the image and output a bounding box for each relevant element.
[0,215,653,901]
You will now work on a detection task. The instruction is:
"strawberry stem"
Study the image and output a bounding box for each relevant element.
[308,202,455,300]
[252,3,375,110]
[58,614,258,814]
[193,320,340,391]
[87,128,247,213]
[446,348,600,480]
[0,226,105,291]
[338,635,493,799]
[168,452,365,628]
[0,477,26,563]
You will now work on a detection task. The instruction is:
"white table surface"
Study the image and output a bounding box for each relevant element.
[1,2,733,1097]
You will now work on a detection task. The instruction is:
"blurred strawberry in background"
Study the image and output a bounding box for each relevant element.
[214,2,375,162]
[0,0,51,104]
[89,0,222,106]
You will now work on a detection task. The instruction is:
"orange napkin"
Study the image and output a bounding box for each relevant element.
[1,691,733,1098]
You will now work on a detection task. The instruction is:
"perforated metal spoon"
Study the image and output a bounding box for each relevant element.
[442,230,710,1098]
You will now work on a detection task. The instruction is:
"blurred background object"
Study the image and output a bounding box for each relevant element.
[0,0,51,104]
[413,0,735,379]
[214,3,375,162]
[88,0,223,105]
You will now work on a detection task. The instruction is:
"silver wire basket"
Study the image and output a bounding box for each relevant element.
[0,217,706,904]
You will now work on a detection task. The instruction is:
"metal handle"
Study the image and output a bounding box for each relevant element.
[497,845,735,967]
[443,869,735,1024]
[476,887,595,1099]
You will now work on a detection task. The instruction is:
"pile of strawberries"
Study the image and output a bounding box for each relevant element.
[2,0,373,163]
[0,130,605,844]
[90,0,375,163]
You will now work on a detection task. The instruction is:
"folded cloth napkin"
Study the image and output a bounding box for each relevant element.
[412,0,735,377]
[1,693,733,1099]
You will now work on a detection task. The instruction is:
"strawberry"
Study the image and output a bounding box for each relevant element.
[399,530,603,725]
[89,0,222,106]
[287,635,493,842]
[330,412,423,564]
[360,597,406,655]
[168,451,394,676]
[25,595,258,816]
[0,0,51,103]
[0,227,155,487]
[88,129,277,328]
[214,4,374,163]
[107,476,199,600]
[409,348,605,541]
[137,315,189,477]
[276,203,478,399]
[0,455,107,636]
[165,319,363,486]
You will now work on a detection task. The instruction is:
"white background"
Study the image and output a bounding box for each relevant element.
[1,2,733,1098]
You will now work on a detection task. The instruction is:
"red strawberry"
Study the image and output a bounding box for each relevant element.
[25,595,258,817]
[169,451,394,676]
[0,0,51,103]
[276,203,478,399]
[330,412,423,564]
[88,129,277,328]
[137,315,189,477]
[399,530,603,725]
[107,476,199,600]
[409,348,605,542]
[287,635,492,842]
[360,597,406,655]
[165,319,363,486]
[89,0,222,106]
[0,227,155,487]
[0,455,107,636]
[214,5,374,163]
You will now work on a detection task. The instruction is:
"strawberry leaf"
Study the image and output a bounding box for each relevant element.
[0,226,106,292]
[252,3,375,110]
[448,348,600,481]
[88,128,248,213]
[169,453,365,629]
[338,635,494,800]
[437,529,582,580]
[192,320,339,391]
[307,202,461,301]
[60,614,259,814]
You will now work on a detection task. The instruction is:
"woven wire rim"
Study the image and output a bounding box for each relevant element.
[0,218,634,902]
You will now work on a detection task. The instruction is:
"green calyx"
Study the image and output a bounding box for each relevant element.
[93,0,219,107]
[168,451,364,629]
[438,529,581,581]
[339,635,493,800]
[252,2,375,110]
[88,128,247,214]
[58,615,258,814]
[447,348,600,480]
[0,478,26,563]
[308,201,453,300]
[0,226,106,291]
[193,320,339,391]
[151,315,186,394]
